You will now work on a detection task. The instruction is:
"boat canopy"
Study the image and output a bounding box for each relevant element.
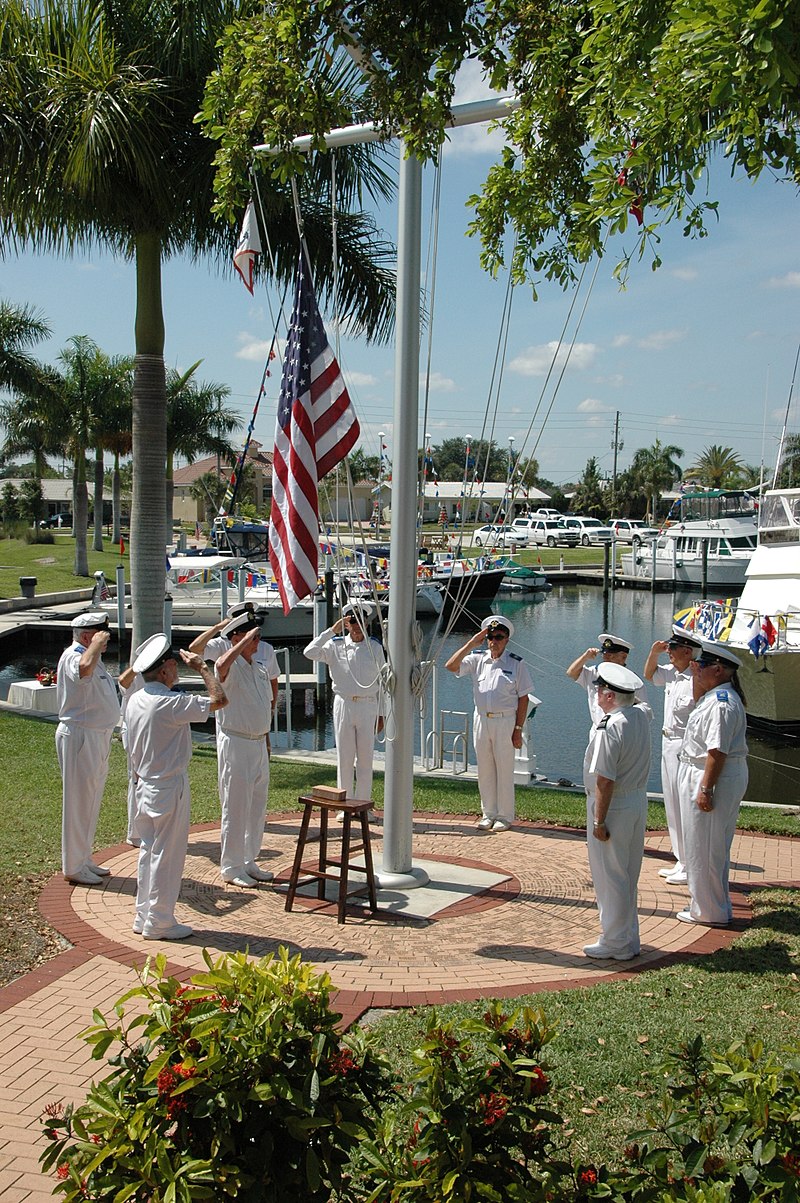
[670,489,757,524]
[758,488,800,544]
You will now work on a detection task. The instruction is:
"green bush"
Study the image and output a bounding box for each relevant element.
[39,954,800,1203]
[24,527,54,545]
[40,949,391,1203]
[603,1036,800,1201]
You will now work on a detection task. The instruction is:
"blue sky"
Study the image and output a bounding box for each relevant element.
[2,101,799,489]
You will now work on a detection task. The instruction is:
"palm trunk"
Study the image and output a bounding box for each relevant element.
[165,449,174,548]
[112,453,121,545]
[72,454,89,575]
[93,445,104,552]
[131,232,167,650]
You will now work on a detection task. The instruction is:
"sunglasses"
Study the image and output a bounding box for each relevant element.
[486,631,508,641]
[695,657,721,668]
[346,617,363,627]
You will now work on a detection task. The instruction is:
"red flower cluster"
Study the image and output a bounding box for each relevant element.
[36,668,57,686]
[156,1063,197,1118]
[527,1066,550,1097]
[781,1152,800,1177]
[578,1165,598,1186]
[56,1164,70,1180]
[327,1048,359,1076]
[480,1091,509,1127]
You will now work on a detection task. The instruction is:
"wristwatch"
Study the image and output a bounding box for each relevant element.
[514,724,523,731]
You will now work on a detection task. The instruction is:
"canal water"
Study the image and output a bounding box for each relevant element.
[2,583,799,805]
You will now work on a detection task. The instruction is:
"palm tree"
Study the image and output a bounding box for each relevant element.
[88,355,134,552]
[165,362,239,537]
[0,0,395,649]
[629,439,683,522]
[0,394,61,484]
[689,445,743,489]
[100,391,135,545]
[0,300,50,397]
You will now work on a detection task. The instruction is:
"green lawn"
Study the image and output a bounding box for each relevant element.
[2,710,797,1166]
[0,533,127,598]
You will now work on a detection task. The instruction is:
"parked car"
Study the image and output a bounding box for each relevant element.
[513,517,580,547]
[473,524,531,548]
[532,507,562,519]
[558,516,615,546]
[39,512,73,529]
[608,518,658,544]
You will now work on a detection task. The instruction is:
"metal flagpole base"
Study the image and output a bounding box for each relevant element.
[376,865,430,890]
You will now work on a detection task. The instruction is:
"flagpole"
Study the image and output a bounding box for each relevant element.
[380,148,429,887]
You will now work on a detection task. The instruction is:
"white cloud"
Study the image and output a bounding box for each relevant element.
[422,371,457,392]
[444,59,511,159]
[235,333,282,362]
[577,397,611,414]
[766,271,800,289]
[509,340,598,376]
[670,266,699,281]
[660,413,683,426]
[636,328,687,351]
[612,334,631,348]
[346,370,378,388]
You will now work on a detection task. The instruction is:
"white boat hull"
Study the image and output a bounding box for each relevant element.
[622,551,749,588]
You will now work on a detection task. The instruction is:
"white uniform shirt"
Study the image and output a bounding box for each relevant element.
[125,683,211,782]
[578,663,651,726]
[652,663,695,737]
[204,635,280,680]
[119,672,144,731]
[584,706,651,797]
[304,628,385,701]
[56,643,121,729]
[214,655,272,737]
[458,648,533,714]
[682,687,748,763]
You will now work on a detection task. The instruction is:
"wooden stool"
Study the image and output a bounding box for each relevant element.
[284,796,378,924]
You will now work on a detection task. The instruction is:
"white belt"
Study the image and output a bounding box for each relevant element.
[483,710,514,718]
[344,695,377,702]
[662,730,682,740]
[223,728,268,741]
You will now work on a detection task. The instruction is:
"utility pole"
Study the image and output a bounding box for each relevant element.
[611,411,624,513]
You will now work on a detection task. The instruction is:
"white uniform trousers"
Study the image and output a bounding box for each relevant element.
[473,711,517,822]
[333,694,379,800]
[678,759,748,925]
[661,737,685,872]
[120,727,140,845]
[56,722,114,876]
[586,790,646,957]
[217,730,270,877]
[135,774,191,935]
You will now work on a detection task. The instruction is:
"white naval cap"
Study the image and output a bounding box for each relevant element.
[222,610,262,638]
[596,662,643,693]
[598,632,632,653]
[228,600,256,619]
[669,625,703,654]
[697,639,742,670]
[71,610,109,630]
[342,601,376,624]
[131,633,175,674]
[481,613,515,638]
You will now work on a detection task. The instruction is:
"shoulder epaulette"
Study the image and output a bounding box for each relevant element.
[715,689,730,702]
[509,651,522,661]
[596,716,610,729]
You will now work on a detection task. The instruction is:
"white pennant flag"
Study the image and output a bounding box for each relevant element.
[233,200,262,294]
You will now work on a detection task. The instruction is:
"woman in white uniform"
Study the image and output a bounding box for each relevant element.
[643,626,703,884]
[676,641,748,926]
[445,615,533,831]
[567,633,650,726]
[582,662,651,960]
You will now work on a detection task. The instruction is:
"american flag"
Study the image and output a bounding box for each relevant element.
[269,250,359,612]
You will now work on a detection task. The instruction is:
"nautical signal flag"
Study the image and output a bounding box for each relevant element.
[269,249,360,613]
[233,200,262,294]
[119,536,125,556]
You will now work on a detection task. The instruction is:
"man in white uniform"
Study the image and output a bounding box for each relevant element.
[126,636,227,941]
[643,626,703,884]
[583,662,651,960]
[445,615,533,831]
[567,633,650,726]
[212,610,276,887]
[56,611,121,885]
[304,602,385,807]
[676,640,748,927]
